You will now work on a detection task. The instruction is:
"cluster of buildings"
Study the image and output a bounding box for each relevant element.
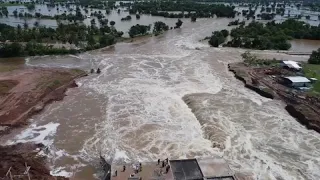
[279,60,317,90]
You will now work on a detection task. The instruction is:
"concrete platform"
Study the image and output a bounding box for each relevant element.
[197,158,233,178]
[170,159,203,180]
[111,161,173,180]
[109,158,252,180]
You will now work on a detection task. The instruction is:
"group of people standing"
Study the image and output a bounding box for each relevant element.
[113,158,171,179]
[90,68,101,74]
[157,158,171,174]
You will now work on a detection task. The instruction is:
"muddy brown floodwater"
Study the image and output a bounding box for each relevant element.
[4,18,320,180]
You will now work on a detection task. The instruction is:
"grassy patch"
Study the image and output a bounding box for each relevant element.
[71,68,85,75]
[0,65,20,72]
[36,70,83,90]
[0,80,18,94]
[0,58,25,72]
[47,79,61,89]
[302,63,320,94]
[242,52,280,67]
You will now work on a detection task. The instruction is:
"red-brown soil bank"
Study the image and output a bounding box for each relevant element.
[0,143,68,180]
[0,66,87,179]
[0,67,86,130]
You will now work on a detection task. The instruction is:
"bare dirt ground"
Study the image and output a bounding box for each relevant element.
[0,67,86,129]
[0,143,68,180]
[229,62,320,134]
[0,64,86,179]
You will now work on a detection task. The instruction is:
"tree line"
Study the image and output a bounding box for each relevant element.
[128,19,182,38]
[128,1,236,18]
[0,20,123,57]
[0,42,80,57]
[222,19,320,50]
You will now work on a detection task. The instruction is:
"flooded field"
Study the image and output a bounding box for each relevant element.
[2,16,319,180]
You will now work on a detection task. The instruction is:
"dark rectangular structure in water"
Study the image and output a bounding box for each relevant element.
[169,159,203,180]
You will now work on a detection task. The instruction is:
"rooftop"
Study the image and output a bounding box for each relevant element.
[282,60,301,70]
[284,76,311,83]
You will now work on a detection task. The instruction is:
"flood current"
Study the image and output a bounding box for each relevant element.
[6,18,320,180]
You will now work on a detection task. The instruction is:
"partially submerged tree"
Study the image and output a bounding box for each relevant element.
[208,31,226,47]
[191,16,196,22]
[175,19,183,28]
[129,24,150,38]
[153,21,169,34]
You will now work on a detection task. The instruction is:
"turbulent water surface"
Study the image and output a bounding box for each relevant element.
[7,18,320,180]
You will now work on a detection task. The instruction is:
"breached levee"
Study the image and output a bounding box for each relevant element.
[182,93,227,149]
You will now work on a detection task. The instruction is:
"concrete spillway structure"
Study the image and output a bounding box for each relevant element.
[107,158,253,180]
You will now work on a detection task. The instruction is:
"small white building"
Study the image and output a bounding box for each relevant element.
[282,76,311,88]
[281,60,302,71]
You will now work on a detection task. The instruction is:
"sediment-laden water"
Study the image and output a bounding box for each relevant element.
[7,18,320,180]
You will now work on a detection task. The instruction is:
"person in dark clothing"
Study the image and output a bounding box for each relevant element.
[90,69,94,73]
[123,165,126,172]
[162,161,165,168]
[97,68,101,74]
[165,165,170,173]
[115,170,117,177]
[157,159,160,165]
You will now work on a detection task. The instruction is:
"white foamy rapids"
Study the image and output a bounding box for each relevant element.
[18,18,320,180]
[25,54,92,69]
[50,167,73,177]
[6,120,85,177]
[6,122,60,146]
[78,27,320,179]
[80,50,223,163]
[186,86,320,180]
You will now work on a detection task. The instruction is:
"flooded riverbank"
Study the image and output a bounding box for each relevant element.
[3,16,320,180]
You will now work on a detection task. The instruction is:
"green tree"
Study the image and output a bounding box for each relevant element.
[129,24,150,38]
[0,43,24,57]
[99,34,115,47]
[221,29,229,37]
[13,9,18,18]
[87,35,96,47]
[309,48,320,64]
[136,14,140,19]
[110,21,115,26]
[208,31,225,47]
[34,21,39,27]
[191,16,196,22]
[23,21,29,29]
[1,7,8,17]
[153,21,168,34]
[175,19,183,28]
[26,4,35,11]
